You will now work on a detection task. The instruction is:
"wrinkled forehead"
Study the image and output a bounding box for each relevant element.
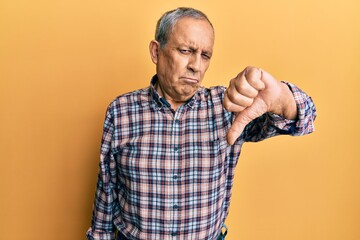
[171,16,214,36]
[169,17,215,45]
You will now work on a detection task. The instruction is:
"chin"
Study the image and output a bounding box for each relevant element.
[181,89,197,98]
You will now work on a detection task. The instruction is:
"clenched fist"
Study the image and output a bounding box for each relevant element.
[224,66,297,145]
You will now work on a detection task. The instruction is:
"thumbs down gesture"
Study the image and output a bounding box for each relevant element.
[224,66,298,145]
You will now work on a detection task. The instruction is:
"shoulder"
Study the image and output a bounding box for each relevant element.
[101,87,150,121]
[107,87,150,111]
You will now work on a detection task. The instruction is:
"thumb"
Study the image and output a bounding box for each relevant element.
[226,98,267,145]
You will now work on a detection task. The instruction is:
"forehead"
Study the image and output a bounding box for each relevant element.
[168,17,214,48]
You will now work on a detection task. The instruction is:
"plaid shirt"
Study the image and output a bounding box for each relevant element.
[87,76,316,240]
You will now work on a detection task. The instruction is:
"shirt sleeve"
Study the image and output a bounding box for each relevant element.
[86,104,117,240]
[241,82,317,142]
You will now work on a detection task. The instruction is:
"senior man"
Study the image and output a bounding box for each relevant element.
[87,7,316,240]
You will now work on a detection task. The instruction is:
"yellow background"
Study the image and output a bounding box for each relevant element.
[1,0,359,239]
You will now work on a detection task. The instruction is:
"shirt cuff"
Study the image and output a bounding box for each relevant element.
[86,228,116,240]
[268,112,296,133]
[269,81,316,135]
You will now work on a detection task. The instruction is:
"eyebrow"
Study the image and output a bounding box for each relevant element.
[186,46,212,57]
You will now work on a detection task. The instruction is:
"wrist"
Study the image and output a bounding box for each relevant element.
[279,82,297,119]
[270,82,297,120]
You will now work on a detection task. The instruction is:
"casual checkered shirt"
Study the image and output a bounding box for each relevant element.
[87,76,316,240]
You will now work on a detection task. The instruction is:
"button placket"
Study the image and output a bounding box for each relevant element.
[169,111,183,238]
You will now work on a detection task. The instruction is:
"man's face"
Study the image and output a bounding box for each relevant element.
[151,17,214,103]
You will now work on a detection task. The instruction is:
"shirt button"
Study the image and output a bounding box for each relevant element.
[174,147,180,152]
[173,174,178,180]
[171,231,178,236]
[174,119,180,124]
[173,204,179,210]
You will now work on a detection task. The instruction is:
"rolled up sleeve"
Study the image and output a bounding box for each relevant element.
[87,104,118,240]
[242,82,317,142]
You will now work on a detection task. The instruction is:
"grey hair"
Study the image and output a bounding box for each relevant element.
[155,7,214,48]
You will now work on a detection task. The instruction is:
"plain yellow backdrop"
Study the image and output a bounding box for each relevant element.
[1,0,359,239]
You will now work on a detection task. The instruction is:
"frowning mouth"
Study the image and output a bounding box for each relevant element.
[181,77,199,84]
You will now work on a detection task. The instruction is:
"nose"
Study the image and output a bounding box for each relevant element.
[187,54,201,73]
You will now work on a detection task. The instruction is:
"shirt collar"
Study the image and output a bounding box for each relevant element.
[150,75,201,110]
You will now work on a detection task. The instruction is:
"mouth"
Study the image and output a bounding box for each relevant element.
[181,77,199,85]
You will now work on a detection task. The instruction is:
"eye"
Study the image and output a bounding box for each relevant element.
[201,53,211,60]
[179,48,191,54]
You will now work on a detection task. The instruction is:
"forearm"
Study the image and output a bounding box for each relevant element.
[87,104,117,240]
[269,82,297,120]
[86,167,117,240]
[242,82,316,142]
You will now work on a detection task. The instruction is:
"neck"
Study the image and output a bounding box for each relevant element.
[155,82,185,111]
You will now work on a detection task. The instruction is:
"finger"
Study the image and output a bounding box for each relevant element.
[233,74,259,98]
[226,98,267,145]
[244,67,265,91]
[226,112,251,145]
[226,84,257,107]
[223,91,247,112]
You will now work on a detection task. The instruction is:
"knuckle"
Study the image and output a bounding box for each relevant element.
[245,98,254,107]
[236,82,248,93]
[226,87,237,101]
[223,98,232,110]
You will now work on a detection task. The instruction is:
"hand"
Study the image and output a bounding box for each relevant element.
[224,66,297,145]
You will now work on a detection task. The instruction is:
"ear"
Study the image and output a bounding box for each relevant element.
[149,40,160,64]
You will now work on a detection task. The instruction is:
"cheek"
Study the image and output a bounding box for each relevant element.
[157,59,173,77]
[200,63,210,78]
[170,56,189,70]
[203,61,211,71]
